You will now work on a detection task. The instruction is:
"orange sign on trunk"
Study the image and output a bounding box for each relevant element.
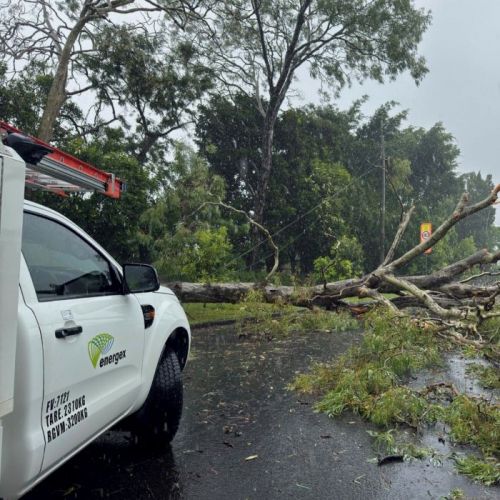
[420,222,432,254]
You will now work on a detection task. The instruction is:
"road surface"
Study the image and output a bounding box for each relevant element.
[27,325,496,499]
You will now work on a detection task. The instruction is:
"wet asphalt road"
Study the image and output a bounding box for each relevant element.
[27,326,497,500]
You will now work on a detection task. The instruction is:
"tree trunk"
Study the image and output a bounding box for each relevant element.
[38,18,87,141]
[168,273,500,308]
[255,112,275,223]
[251,104,281,266]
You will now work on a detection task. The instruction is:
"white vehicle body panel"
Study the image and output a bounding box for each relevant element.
[0,146,26,496]
[1,280,45,497]
[0,194,191,499]
[0,146,25,418]
[21,205,146,471]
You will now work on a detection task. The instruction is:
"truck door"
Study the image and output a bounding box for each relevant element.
[20,211,145,470]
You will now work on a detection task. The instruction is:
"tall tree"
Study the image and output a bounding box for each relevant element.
[197,97,360,272]
[272,105,360,272]
[0,0,202,141]
[191,0,431,238]
[347,104,413,271]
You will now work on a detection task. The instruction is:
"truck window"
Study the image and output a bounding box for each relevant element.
[22,212,121,301]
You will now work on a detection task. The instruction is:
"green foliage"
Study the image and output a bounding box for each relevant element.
[290,362,339,395]
[84,25,212,163]
[406,230,477,275]
[236,290,294,337]
[292,309,500,484]
[296,310,441,421]
[313,235,364,284]
[236,292,357,338]
[197,95,491,276]
[457,172,496,249]
[196,93,263,213]
[367,428,397,455]
[155,226,234,282]
[367,429,431,461]
[192,0,430,257]
[453,456,500,486]
[445,395,500,457]
[296,308,358,333]
[315,367,374,417]
[0,62,83,140]
[466,364,500,390]
[440,489,465,500]
[199,0,430,95]
[369,387,428,427]
[360,311,442,376]
[478,316,500,348]
[137,143,248,281]
[1,2,495,283]
[460,316,500,363]
[183,302,287,325]
[28,128,153,262]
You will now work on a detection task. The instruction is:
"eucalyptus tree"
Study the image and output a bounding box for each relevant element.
[190,0,431,236]
[0,0,207,141]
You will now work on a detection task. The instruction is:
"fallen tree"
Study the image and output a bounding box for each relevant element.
[169,185,500,345]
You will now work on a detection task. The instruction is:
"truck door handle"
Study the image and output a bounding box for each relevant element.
[55,326,83,339]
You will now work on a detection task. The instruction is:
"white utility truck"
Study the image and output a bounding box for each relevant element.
[0,122,191,499]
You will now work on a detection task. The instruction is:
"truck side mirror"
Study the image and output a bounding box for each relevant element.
[122,264,160,294]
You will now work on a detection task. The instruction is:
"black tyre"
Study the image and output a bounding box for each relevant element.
[133,347,183,443]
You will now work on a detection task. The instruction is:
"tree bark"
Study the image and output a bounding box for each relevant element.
[38,17,88,141]
[168,273,500,308]
[248,2,311,264]
[36,0,137,141]
[251,106,279,266]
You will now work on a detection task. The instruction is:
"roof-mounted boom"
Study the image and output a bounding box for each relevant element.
[0,121,125,198]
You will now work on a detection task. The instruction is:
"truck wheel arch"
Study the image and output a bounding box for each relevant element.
[165,327,189,370]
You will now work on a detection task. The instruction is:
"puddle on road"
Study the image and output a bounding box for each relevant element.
[408,352,499,403]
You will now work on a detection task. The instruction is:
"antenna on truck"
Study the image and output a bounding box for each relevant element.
[0,121,125,199]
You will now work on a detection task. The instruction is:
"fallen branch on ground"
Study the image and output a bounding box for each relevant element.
[172,185,500,340]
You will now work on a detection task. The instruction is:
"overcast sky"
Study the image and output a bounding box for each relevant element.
[297,0,500,185]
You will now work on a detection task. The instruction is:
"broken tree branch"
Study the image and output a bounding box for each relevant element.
[386,185,500,272]
[378,273,463,320]
[381,205,415,266]
[170,186,500,341]
[358,286,402,314]
[196,200,279,282]
[461,270,500,284]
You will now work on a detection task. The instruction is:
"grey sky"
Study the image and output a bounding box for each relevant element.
[298,0,500,183]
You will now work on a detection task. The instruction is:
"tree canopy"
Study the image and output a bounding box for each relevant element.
[0,0,496,288]
[188,0,431,240]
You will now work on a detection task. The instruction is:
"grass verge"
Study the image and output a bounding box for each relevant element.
[183,302,278,325]
[453,455,500,486]
[184,291,359,334]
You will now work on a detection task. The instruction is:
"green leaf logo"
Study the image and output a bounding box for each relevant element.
[88,333,114,368]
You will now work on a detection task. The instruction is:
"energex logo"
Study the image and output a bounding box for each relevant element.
[88,333,126,369]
